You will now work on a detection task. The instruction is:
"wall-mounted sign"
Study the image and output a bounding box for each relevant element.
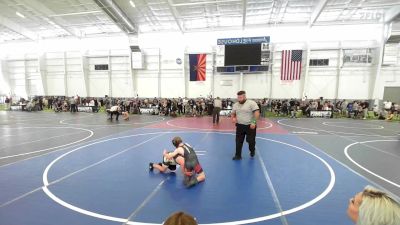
[217,36,270,45]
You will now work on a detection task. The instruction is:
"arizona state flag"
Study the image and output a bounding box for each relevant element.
[189,54,206,81]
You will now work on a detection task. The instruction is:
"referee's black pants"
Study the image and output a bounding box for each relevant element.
[235,123,256,157]
[212,107,221,123]
[109,111,119,120]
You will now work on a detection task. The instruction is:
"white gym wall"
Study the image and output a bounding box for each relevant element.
[0,23,399,99]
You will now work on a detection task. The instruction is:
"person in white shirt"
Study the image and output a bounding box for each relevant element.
[384,101,392,111]
[231,91,260,160]
[213,97,222,124]
[107,105,120,121]
[373,104,379,117]
[183,97,188,114]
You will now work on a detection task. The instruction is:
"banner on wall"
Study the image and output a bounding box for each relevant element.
[189,54,206,81]
[382,43,398,65]
[343,49,373,64]
[217,36,270,45]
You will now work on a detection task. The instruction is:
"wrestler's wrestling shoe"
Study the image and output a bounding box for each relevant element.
[232,155,242,160]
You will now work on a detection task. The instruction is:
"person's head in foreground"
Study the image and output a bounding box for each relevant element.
[347,185,400,225]
[163,211,197,225]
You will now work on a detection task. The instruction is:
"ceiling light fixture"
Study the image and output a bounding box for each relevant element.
[16,11,25,18]
[129,0,136,8]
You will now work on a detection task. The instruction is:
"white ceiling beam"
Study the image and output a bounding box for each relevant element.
[384,5,400,24]
[167,0,184,33]
[327,4,399,11]
[178,13,240,19]
[242,0,247,29]
[276,0,289,24]
[172,0,241,7]
[308,0,328,27]
[19,0,82,38]
[0,14,37,40]
[332,0,352,22]
[48,10,102,17]
[267,0,276,24]
[345,0,366,21]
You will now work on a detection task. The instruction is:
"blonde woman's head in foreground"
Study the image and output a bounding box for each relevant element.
[347,185,400,225]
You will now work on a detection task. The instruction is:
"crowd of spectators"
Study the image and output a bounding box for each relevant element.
[3,95,399,120]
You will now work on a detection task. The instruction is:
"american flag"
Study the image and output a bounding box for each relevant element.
[281,50,303,80]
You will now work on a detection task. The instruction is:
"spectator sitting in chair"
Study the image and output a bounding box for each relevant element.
[282,100,289,116]
[201,99,206,115]
[184,103,191,116]
[390,102,396,114]
[93,99,99,112]
[383,101,392,112]
[386,111,394,121]
[122,111,129,121]
[308,100,318,117]
[192,103,199,117]
[26,100,35,112]
[54,101,62,112]
[159,103,167,116]
[356,103,363,119]
[352,101,359,118]
[372,104,379,117]
[170,101,178,117]
[378,110,387,120]
[341,99,348,116]
[289,99,297,118]
[273,101,281,116]
[62,101,69,112]
[335,101,342,114]
[347,101,354,118]
[304,102,311,117]
[323,101,330,111]
[361,100,369,120]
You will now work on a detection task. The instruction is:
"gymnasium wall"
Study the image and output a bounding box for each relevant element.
[0,24,399,100]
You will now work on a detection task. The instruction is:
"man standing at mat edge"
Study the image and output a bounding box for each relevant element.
[213,97,222,125]
[232,90,260,160]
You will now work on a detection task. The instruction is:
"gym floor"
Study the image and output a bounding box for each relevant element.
[0,111,399,225]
